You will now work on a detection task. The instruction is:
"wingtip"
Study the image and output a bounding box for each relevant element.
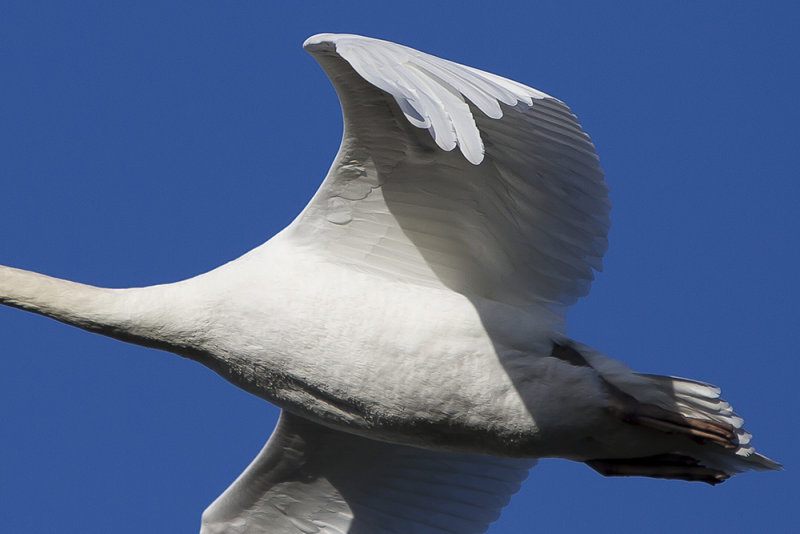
[303,33,338,53]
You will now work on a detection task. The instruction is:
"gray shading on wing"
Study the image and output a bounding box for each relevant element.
[289,34,609,322]
[208,33,603,533]
[200,412,534,534]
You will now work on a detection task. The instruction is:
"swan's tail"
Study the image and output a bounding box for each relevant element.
[587,372,780,484]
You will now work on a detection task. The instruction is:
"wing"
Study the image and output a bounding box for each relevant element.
[200,411,534,534]
[285,34,609,318]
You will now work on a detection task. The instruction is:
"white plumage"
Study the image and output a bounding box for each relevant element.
[0,33,778,534]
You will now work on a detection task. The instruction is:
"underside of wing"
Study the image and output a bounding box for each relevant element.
[285,34,609,317]
[200,411,534,534]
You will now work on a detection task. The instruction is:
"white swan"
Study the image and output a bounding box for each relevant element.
[0,33,778,534]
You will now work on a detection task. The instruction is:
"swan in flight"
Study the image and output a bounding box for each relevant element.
[0,33,778,533]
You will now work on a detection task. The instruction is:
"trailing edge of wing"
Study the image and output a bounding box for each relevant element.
[201,412,534,534]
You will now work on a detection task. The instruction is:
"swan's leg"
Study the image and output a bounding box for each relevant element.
[585,453,729,484]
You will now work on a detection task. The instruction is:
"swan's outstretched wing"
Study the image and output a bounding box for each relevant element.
[200,411,534,534]
[286,34,609,317]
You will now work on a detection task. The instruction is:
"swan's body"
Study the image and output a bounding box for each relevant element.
[0,34,778,533]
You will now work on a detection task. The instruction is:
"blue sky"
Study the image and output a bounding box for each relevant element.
[1,2,797,532]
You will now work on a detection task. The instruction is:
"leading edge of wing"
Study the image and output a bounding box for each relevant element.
[200,411,534,534]
[303,33,551,165]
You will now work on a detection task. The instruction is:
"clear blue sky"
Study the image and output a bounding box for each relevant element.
[1,2,797,532]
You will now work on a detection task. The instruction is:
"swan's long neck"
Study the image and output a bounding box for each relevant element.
[0,264,202,356]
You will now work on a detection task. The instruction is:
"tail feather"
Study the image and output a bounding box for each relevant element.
[636,373,780,473]
[557,340,779,482]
